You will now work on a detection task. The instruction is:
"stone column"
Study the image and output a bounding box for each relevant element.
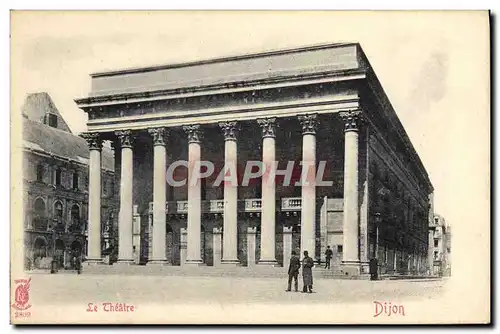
[283,226,293,271]
[148,128,168,264]
[219,121,240,265]
[183,125,203,265]
[116,130,135,263]
[394,250,398,272]
[213,227,223,267]
[81,133,103,264]
[339,110,362,275]
[247,226,257,267]
[298,114,318,260]
[257,118,278,265]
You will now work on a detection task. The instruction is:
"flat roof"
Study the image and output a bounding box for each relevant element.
[90,42,358,77]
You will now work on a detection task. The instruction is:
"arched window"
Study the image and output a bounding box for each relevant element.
[36,164,44,182]
[34,198,45,214]
[33,198,48,231]
[54,201,63,220]
[33,237,48,263]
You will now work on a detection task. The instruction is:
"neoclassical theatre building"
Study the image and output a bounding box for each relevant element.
[76,43,434,276]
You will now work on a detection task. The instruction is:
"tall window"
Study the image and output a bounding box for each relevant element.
[55,168,62,186]
[72,172,79,190]
[33,198,47,230]
[71,204,80,232]
[36,164,44,182]
[434,239,439,247]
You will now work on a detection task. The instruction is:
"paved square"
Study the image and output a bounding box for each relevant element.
[28,272,446,306]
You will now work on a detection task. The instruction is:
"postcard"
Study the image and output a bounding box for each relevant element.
[10,10,490,324]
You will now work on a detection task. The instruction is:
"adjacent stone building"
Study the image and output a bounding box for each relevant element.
[428,214,451,276]
[22,93,115,270]
[75,42,434,276]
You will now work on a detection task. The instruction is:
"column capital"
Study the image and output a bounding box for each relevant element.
[148,127,169,146]
[115,130,135,148]
[219,121,238,141]
[339,110,363,132]
[182,124,202,144]
[80,132,102,151]
[257,117,277,138]
[298,114,318,135]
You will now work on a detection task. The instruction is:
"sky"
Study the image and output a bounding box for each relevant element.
[11,11,490,233]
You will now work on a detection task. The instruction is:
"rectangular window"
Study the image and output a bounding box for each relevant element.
[337,245,343,253]
[434,239,439,247]
[36,164,43,182]
[47,114,58,128]
[72,172,79,190]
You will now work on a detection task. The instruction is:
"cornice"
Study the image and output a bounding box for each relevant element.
[23,147,115,173]
[85,98,359,133]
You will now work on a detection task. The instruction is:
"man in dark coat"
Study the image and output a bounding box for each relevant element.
[324,246,333,269]
[286,251,301,292]
[302,250,314,293]
[369,258,378,281]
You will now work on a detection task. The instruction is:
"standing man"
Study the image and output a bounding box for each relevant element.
[74,255,81,275]
[302,250,314,293]
[324,246,333,269]
[286,251,301,292]
[369,258,379,281]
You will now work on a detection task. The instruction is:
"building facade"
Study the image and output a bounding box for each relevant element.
[75,43,434,276]
[428,214,451,276]
[23,93,115,270]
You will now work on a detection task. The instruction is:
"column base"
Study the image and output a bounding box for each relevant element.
[361,261,370,275]
[83,258,104,266]
[340,261,362,276]
[221,259,240,267]
[146,260,169,266]
[184,260,206,267]
[257,259,279,267]
[115,259,135,266]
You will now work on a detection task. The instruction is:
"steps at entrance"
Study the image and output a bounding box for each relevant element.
[30,265,436,280]
[70,263,365,279]
[78,263,290,278]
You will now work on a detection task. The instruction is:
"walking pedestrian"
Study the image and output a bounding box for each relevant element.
[301,250,314,293]
[286,251,300,292]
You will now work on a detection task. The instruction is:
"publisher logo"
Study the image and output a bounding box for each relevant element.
[12,278,32,311]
